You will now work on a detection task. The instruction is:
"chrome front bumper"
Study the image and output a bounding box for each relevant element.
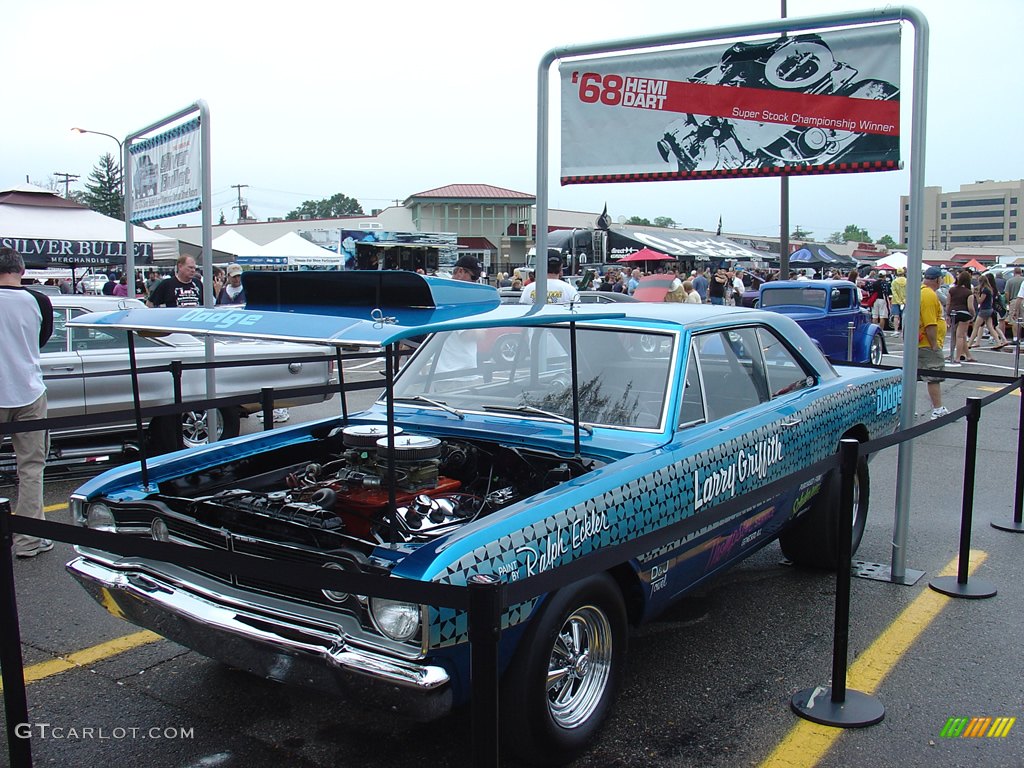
[66,556,452,721]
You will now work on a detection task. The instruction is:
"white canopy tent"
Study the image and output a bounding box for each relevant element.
[0,184,178,267]
[211,230,265,259]
[258,231,341,268]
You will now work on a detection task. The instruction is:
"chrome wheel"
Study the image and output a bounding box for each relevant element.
[181,410,213,447]
[546,605,614,729]
[869,334,884,365]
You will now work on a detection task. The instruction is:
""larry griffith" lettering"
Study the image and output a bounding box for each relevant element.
[694,434,784,511]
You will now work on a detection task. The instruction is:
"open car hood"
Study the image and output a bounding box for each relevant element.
[69,271,628,348]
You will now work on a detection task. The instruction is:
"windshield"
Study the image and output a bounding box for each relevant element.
[391,324,676,430]
[759,287,827,309]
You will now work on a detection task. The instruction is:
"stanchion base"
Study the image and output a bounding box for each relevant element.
[851,560,925,586]
[791,686,885,727]
[929,575,997,599]
[990,519,1024,533]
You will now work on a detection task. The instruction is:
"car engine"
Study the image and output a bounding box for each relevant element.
[163,424,596,552]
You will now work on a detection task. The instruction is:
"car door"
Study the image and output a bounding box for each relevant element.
[39,306,86,421]
[654,325,819,602]
[74,316,179,417]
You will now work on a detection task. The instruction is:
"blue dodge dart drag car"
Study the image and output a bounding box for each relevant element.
[65,271,902,765]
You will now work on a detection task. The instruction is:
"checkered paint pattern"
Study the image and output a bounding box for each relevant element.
[426,374,900,648]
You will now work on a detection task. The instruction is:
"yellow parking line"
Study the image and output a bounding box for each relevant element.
[44,502,69,513]
[758,551,987,768]
[977,385,1020,397]
[0,630,162,692]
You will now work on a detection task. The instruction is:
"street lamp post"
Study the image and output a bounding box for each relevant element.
[71,126,125,201]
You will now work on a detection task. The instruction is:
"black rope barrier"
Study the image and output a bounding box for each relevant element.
[2,370,1023,767]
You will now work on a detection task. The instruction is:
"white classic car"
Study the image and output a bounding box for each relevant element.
[1,294,336,474]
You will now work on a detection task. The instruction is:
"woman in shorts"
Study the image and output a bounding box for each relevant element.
[948,270,976,362]
[968,272,1008,349]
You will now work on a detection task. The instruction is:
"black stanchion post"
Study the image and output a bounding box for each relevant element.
[791,439,885,727]
[127,331,148,489]
[170,360,184,450]
[931,398,998,598]
[468,573,502,768]
[0,498,33,767]
[992,378,1024,533]
[260,387,275,431]
[335,347,348,423]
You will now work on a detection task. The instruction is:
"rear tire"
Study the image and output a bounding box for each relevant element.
[501,573,627,766]
[779,450,869,570]
[149,408,240,453]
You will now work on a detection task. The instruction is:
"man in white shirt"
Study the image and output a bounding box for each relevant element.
[520,255,580,305]
[0,247,54,558]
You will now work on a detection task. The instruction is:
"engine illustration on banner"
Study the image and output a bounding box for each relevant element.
[560,23,901,184]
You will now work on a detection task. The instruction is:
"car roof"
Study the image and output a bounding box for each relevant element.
[69,270,794,348]
[51,295,147,310]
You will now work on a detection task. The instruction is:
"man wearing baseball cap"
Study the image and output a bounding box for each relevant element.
[452,256,482,283]
[920,266,949,419]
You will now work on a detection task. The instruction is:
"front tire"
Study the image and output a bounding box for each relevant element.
[501,573,627,766]
[779,449,869,570]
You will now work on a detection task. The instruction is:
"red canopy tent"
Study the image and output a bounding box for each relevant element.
[961,258,986,271]
[616,247,673,263]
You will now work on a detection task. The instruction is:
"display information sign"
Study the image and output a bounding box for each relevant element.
[560,23,900,184]
[128,118,202,222]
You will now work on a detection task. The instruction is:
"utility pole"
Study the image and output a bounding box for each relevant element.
[53,172,80,198]
[231,183,249,223]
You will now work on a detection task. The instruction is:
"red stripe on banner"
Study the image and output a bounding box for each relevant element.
[560,159,899,185]
[624,80,899,137]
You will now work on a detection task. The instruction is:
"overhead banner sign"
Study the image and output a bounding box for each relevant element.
[128,118,202,222]
[2,237,152,267]
[560,24,901,184]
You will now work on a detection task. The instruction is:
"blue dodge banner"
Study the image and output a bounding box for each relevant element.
[560,23,901,184]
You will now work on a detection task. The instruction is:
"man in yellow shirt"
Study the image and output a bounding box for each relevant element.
[889,267,907,335]
[920,266,948,419]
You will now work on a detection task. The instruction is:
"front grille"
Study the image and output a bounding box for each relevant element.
[232,537,362,610]
[109,505,363,613]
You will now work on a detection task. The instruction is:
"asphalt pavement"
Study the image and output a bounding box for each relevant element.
[3,340,1024,767]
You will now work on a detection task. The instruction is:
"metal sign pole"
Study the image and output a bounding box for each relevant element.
[535,5,929,585]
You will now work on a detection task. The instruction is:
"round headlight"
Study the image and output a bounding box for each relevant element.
[369,598,421,642]
[85,503,116,532]
[322,561,350,603]
[151,517,170,542]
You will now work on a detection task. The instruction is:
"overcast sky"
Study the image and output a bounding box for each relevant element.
[6,0,1020,242]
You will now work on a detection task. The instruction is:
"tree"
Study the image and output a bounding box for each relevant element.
[827,225,871,244]
[286,193,363,220]
[79,153,123,219]
[653,216,676,228]
[626,215,652,226]
[791,226,813,239]
[876,234,898,249]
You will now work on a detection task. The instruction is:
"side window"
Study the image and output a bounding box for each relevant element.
[42,308,69,353]
[758,328,813,397]
[679,347,705,428]
[693,328,768,422]
[831,287,852,310]
[68,309,159,351]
